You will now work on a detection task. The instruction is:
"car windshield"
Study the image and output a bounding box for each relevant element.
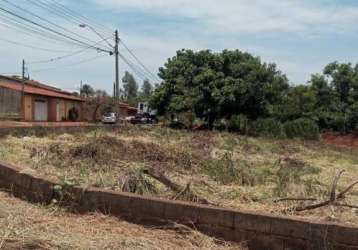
[104,113,115,117]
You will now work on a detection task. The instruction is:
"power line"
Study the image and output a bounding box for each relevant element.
[0,0,109,49]
[118,53,149,82]
[119,40,160,82]
[27,36,113,65]
[31,0,113,37]
[0,12,86,48]
[0,5,111,53]
[42,0,113,36]
[30,54,107,73]
[0,37,73,53]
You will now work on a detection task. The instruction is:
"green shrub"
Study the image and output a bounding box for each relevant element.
[228,115,250,134]
[273,157,322,197]
[203,152,256,186]
[213,119,228,131]
[284,118,319,139]
[250,118,285,138]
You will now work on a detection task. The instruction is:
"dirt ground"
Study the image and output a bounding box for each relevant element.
[322,132,358,148]
[0,191,244,250]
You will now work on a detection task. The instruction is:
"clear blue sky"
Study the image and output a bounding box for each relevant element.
[0,0,357,93]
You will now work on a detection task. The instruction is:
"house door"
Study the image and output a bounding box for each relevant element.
[56,101,61,121]
[34,99,48,121]
[24,95,33,121]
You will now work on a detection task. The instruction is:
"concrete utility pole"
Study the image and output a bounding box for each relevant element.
[79,24,120,102]
[113,82,116,98]
[114,30,120,101]
[80,80,83,97]
[21,59,25,120]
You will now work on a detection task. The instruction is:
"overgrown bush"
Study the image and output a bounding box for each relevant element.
[273,157,322,196]
[203,152,256,186]
[250,118,285,138]
[227,115,250,133]
[284,118,319,139]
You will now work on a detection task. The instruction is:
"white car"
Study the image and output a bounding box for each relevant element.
[102,113,117,124]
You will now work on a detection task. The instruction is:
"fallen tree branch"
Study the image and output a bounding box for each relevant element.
[334,203,358,209]
[274,198,317,203]
[337,180,358,199]
[294,200,331,212]
[143,168,212,205]
[172,183,191,201]
[283,170,358,213]
[330,170,345,202]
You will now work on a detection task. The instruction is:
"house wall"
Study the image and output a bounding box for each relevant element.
[0,86,21,119]
[22,95,83,122]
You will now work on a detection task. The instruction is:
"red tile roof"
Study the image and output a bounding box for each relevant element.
[0,75,83,101]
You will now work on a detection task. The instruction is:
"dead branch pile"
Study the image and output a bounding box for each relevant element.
[143,168,213,205]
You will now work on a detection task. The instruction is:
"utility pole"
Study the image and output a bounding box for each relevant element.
[113,82,116,98]
[21,59,26,120]
[80,80,83,97]
[114,30,120,101]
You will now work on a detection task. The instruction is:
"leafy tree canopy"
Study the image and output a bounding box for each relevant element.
[150,49,289,127]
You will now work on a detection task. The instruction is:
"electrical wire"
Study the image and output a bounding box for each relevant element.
[32,0,113,37]
[30,54,107,73]
[44,0,113,35]
[0,12,86,48]
[27,36,113,65]
[0,5,111,53]
[0,0,110,49]
[119,40,160,82]
[118,53,149,82]
[0,37,73,53]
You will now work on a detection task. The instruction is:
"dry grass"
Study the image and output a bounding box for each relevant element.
[0,125,358,225]
[0,191,244,250]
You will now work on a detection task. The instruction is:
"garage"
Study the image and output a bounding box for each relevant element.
[34,99,48,121]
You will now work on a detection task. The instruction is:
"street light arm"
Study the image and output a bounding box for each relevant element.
[79,24,114,49]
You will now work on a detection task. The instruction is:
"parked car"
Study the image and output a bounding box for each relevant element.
[101,112,117,124]
[128,113,158,124]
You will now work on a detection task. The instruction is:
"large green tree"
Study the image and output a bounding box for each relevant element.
[80,84,95,98]
[151,49,289,127]
[140,79,153,100]
[308,62,358,132]
[122,71,139,105]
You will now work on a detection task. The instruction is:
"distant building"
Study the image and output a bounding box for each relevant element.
[0,75,84,122]
[137,102,156,115]
[138,102,149,114]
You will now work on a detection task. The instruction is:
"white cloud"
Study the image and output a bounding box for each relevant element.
[95,0,358,34]
[1,0,358,93]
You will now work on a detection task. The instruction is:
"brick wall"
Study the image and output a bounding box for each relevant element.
[0,161,357,250]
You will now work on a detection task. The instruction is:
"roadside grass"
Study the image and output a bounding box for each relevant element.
[0,191,243,250]
[0,125,357,225]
